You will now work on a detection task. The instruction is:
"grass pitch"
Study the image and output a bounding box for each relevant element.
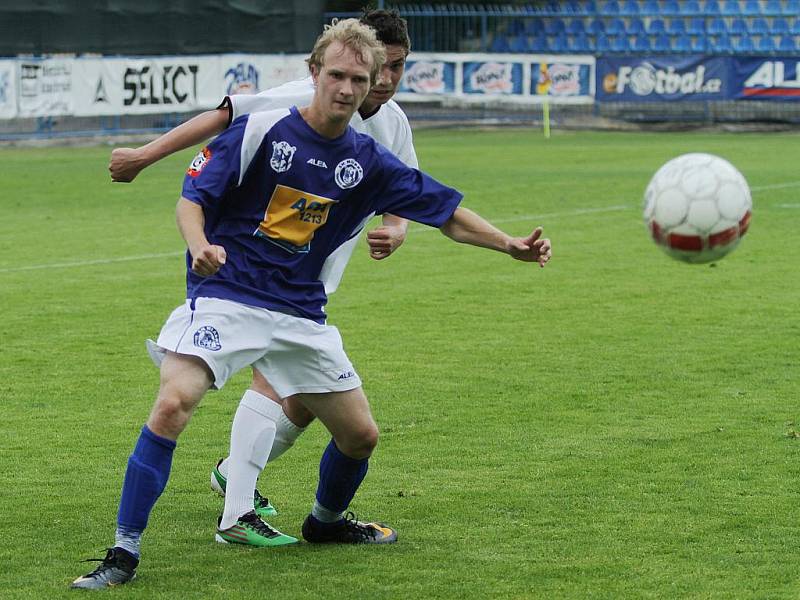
[1,128,799,599]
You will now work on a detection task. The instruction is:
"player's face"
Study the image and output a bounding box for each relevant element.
[363,44,408,109]
[312,41,373,124]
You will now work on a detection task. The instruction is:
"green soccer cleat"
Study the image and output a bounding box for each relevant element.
[210,458,277,518]
[302,512,398,544]
[70,547,138,590]
[215,511,298,547]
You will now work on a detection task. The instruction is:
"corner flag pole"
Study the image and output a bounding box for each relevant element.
[543,100,551,139]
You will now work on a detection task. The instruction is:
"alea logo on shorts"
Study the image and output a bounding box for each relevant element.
[337,370,355,380]
[334,159,363,189]
[193,326,222,351]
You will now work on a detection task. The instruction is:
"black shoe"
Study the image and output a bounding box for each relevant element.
[302,512,398,544]
[70,547,138,589]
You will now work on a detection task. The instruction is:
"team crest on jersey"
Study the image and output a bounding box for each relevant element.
[334,158,364,189]
[270,141,296,173]
[187,147,211,177]
[193,326,221,351]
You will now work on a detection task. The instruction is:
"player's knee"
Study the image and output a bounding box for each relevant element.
[150,391,195,437]
[338,423,379,459]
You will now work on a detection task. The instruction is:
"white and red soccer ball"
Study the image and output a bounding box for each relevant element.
[643,153,752,264]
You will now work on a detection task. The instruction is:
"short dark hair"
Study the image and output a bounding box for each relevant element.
[360,9,411,53]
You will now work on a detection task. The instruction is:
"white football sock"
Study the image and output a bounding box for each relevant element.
[216,404,307,478]
[218,390,282,530]
[268,408,307,462]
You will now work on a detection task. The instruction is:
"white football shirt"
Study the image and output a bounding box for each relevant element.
[222,77,419,294]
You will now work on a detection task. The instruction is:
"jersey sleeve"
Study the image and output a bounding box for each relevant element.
[392,110,419,169]
[225,78,315,122]
[372,144,462,227]
[181,115,247,209]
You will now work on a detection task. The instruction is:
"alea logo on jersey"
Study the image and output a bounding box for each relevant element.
[334,159,364,189]
[270,141,296,173]
[193,326,221,351]
[187,147,211,177]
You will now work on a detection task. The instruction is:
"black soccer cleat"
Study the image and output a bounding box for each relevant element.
[302,512,398,544]
[70,547,138,590]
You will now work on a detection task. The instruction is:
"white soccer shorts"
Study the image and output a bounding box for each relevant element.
[146,297,361,397]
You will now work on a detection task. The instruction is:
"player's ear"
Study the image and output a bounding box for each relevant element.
[310,64,320,85]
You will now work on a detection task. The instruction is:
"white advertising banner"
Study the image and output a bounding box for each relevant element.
[0,60,16,119]
[220,54,308,97]
[18,58,73,117]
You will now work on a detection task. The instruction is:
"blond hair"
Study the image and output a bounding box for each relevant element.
[307,18,386,86]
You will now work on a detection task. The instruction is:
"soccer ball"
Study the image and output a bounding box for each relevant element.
[643,153,752,264]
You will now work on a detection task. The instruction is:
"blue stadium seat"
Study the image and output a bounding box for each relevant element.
[649,18,666,33]
[653,33,671,51]
[596,32,611,51]
[778,35,796,51]
[792,19,800,35]
[756,35,775,52]
[632,35,651,51]
[581,0,598,14]
[722,0,742,16]
[606,17,625,35]
[708,17,728,35]
[588,18,605,34]
[734,35,755,52]
[688,17,705,35]
[681,0,703,15]
[662,0,680,15]
[525,19,545,36]
[668,19,686,35]
[711,35,733,52]
[569,33,591,52]
[705,0,722,14]
[567,18,586,34]
[509,34,531,52]
[773,18,790,35]
[784,0,800,15]
[508,20,526,35]
[550,34,568,52]
[642,0,659,13]
[531,36,548,52]
[766,0,783,15]
[629,18,646,34]
[758,35,776,51]
[545,18,566,35]
[730,18,749,34]
[610,35,631,51]
[692,36,708,51]
[601,0,621,15]
[751,18,769,34]
[621,0,640,15]
[489,35,511,52]
[742,0,761,15]
[674,35,692,52]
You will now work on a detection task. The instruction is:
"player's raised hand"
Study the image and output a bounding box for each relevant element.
[191,244,227,277]
[367,224,407,260]
[109,147,146,182]
[507,226,552,267]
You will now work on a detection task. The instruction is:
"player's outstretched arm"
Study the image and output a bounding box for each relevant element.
[440,207,552,267]
[176,197,227,277]
[109,109,229,182]
[366,214,409,260]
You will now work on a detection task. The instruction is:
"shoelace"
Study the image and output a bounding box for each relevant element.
[341,512,379,542]
[253,489,271,507]
[242,513,282,538]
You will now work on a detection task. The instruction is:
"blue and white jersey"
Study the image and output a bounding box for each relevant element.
[182,107,462,323]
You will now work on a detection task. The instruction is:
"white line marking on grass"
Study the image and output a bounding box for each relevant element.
[751,181,800,192]
[0,251,183,274]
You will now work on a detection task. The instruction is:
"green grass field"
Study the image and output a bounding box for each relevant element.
[1,128,799,599]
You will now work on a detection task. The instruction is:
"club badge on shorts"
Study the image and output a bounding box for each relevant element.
[194,326,222,351]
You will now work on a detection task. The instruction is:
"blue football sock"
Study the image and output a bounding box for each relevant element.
[116,425,176,548]
[313,439,368,523]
